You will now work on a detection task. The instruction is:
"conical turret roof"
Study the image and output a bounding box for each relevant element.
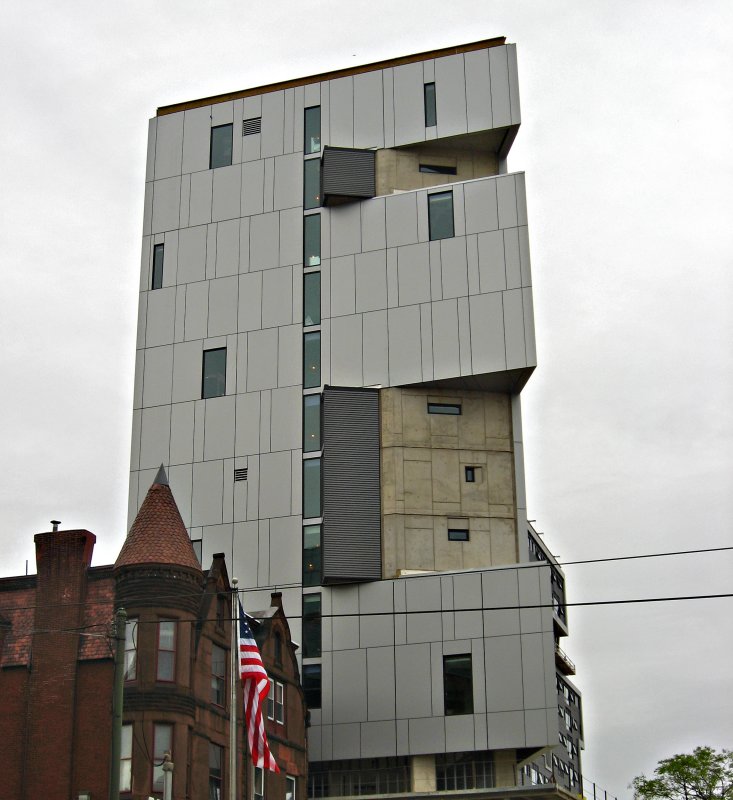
[115,466,200,571]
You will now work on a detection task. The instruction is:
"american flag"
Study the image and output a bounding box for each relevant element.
[238,601,279,772]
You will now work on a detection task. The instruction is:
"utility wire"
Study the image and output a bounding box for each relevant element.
[1,544,730,616]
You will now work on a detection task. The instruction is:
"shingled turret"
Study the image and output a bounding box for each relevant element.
[115,466,202,612]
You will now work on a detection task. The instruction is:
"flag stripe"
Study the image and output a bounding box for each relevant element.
[238,601,279,772]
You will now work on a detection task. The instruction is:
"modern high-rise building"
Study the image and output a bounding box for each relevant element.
[130,36,583,796]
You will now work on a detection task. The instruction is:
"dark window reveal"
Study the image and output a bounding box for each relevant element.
[304,106,321,155]
[303,524,322,586]
[428,402,461,415]
[303,664,322,709]
[448,528,469,542]
[211,644,226,705]
[303,457,321,519]
[304,272,321,327]
[304,158,321,209]
[465,466,476,483]
[428,191,454,241]
[304,213,321,266]
[210,123,233,169]
[303,593,322,658]
[303,332,321,388]
[152,243,164,290]
[156,620,176,681]
[419,164,457,175]
[202,348,227,399]
[424,82,437,127]
[303,394,321,453]
[444,654,473,715]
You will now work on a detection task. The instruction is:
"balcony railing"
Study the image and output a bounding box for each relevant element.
[555,644,576,676]
[308,766,409,798]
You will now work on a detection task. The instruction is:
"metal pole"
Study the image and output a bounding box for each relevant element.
[229,579,239,800]
[162,753,173,800]
[109,607,127,800]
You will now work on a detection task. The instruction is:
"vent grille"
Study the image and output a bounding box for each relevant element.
[234,468,248,482]
[242,117,261,136]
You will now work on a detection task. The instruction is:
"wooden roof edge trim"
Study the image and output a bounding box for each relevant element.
[157,36,507,117]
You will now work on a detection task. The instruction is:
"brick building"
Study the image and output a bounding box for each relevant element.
[0,468,307,800]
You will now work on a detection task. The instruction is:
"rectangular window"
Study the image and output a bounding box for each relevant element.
[209,743,224,800]
[302,457,321,519]
[419,163,457,175]
[424,83,437,127]
[448,528,469,542]
[156,620,176,682]
[202,348,227,399]
[210,123,233,169]
[153,723,173,792]
[304,106,321,155]
[121,723,132,792]
[303,213,321,266]
[152,243,164,290]
[253,765,264,800]
[302,664,321,709]
[303,394,321,453]
[465,466,476,483]
[304,158,321,210]
[192,539,203,563]
[428,191,454,241]
[211,644,226,706]
[303,272,321,327]
[303,593,322,658]
[443,654,473,715]
[303,332,321,389]
[286,776,296,800]
[275,680,285,724]
[303,523,322,586]
[124,618,137,681]
[428,402,461,415]
[267,676,275,720]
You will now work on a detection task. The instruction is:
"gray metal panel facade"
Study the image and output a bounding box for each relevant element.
[322,387,381,582]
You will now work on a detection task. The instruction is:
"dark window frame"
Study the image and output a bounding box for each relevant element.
[303,332,321,389]
[302,456,322,519]
[424,82,437,127]
[304,157,321,210]
[152,722,173,793]
[428,190,455,241]
[152,243,165,290]
[124,618,138,682]
[210,123,233,169]
[465,466,476,483]
[303,663,322,709]
[303,523,322,587]
[209,742,224,800]
[303,213,321,267]
[419,163,457,175]
[443,653,474,716]
[302,593,322,658]
[303,271,321,327]
[448,528,469,542]
[304,106,321,155]
[303,394,321,453]
[202,347,227,399]
[211,643,226,707]
[428,402,461,415]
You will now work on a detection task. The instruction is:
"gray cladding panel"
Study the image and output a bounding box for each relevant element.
[322,387,381,582]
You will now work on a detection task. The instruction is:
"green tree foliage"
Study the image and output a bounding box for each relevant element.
[632,747,733,800]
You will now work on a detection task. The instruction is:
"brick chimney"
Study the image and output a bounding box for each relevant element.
[23,528,96,800]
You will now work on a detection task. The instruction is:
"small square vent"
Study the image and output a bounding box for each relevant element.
[234,467,249,482]
[242,117,261,136]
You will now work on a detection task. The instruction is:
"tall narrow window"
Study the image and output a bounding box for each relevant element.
[211,644,226,706]
[210,123,233,169]
[303,593,322,658]
[286,776,296,800]
[303,394,321,452]
[303,332,321,389]
[424,82,437,127]
[120,724,133,792]
[303,272,321,327]
[253,766,264,800]
[428,191,454,241]
[152,723,173,792]
[303,458,321,519]
[124,618,137,681]
[202,347,227,399]
[152,243,164,290]
[303,664,322,709]
[304,158,321,210]
[275,681,285,724]
[209,743,224,800]
[304,106,321,154]
[303,524,322,587]
[303,214,321,266]
[443,654,473,715]
[267,676,275,720]
[156,620,176,681]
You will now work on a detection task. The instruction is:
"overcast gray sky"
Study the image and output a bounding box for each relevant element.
[1,0,731,794]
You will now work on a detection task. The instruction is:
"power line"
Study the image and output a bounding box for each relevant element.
[1,544,731,616]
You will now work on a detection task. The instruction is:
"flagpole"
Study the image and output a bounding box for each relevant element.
[229,578,238,800]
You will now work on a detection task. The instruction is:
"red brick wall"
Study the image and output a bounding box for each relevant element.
[72,660,114,799]
[0,668,29,800]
